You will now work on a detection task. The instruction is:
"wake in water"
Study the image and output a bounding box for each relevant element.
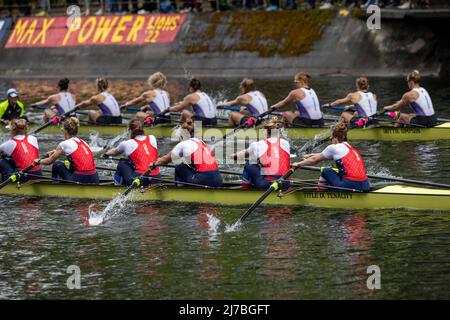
[225,220,242,233]
[86,193,134,226]
[89,130,129,154]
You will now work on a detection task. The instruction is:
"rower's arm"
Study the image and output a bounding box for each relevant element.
[231,149,249,160]
[36,147,63,166]
[384,92,411,111]
[76,95,100,109]
[122,94,146,109]
[169,95,192,112]
[153,152,173,167]
[29,95,55,108]
[330,94,353,108]
[270,91,296,110]
[104,148,121,157]
[221,96,246,107]
[293,153,325,167]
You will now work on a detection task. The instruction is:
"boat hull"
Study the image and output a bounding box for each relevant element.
[1,183,449,211]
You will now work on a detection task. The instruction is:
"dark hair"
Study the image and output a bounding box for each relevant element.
[356,77,369,91]
[63,117,79,136]
[332,121,348,143]
[96,77,109,92]
[240,78,256,94]
[189,77,201,91]
[129,118,145,138]
[58,78,70,91]
[11,118,28,135]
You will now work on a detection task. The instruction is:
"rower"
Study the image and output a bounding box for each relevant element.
[152,119,223,187]
[292,122,371,192]
[104,118,161,186]
[76,77,122,125]
[384,70,437,127]
[232,117,291,190]
[325,77,378,128]
[0,119,43,182]
[33,117,99,184]
[167,77,217,126]
[121,72,171,125]
[29,78,76,122]
[270,72,324,127]
[0,88,27,125]
[221,78,268,127]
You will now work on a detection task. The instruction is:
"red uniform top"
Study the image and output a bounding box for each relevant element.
[258,138,291,179]
[336,142,368,181]
[11,136,41,172]
[68,139,97,175]
[190,139,219,172]
[129,136,160,175]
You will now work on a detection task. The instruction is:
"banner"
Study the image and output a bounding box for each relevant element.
[5,14,186,48]
[0,18,12,46]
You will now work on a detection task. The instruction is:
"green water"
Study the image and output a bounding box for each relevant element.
[0,77,449,299]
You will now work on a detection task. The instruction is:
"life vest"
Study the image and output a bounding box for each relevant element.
[190,138,219,172]
[258,139,291,180]
[335,142,367,181]
[10,136,40,172]
[67,138,96,175]
[128,136,160,175]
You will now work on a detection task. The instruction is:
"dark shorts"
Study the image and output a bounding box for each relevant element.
[96,115,122,125]
[410,114,437,127]
[193,116,217,126]
[292,117,324,127]
[349,117,379,128]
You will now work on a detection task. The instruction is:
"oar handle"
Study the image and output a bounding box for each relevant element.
[31,106,79,134]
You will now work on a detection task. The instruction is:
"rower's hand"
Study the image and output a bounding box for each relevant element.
[322,103,331,108]
[291,162,301,168]
[302,153,313,159]
[383,106,391,111]
[32,158,41,166]
[102,153,110,159]
[119,104,127,109]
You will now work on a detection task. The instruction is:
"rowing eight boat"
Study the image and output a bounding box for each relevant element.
[3,122,449,141]
[1,182,449,211]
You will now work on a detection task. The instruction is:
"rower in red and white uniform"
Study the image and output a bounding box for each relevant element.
[104,118,161,186]
[75,77,122,124]
[0,119,43,182]
[121,72,171,125]
[152,119,223,187]
[232,117,291,189]
[292,122,371,192]
[29,78,76,122]
[384,70,437,127]
[33,117,99,184]
[325,77,378,128]
[270,72,324,127]
[167,77,217,126]
[221,78,269,127]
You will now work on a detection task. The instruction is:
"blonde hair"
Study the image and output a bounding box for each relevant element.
[295,72,311,85]
[262,116,282,130]
[407,70,421,83]
[332,121,348,143]
[148,72,167,89]
[240,78,256,94]
[356,77,369,91]
[96,77,109,92]
[63,117,80,136]
[11,119,28,135]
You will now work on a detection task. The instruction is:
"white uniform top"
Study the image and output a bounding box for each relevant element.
[0,135,39,156]
[294,88,322,120]
[148,89,170,115]
[59,137,89,156]
[171,138,200,164]
[354,91,377,117]
[410,87,435,116]
[191,92,216,119]
[322,143,350,161]
[116,135,158,156]
[245,91,268,117]
[247,137,290,164]
[98,92,121,117]
[55,92,76,115]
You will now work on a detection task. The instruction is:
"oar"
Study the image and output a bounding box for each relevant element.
[122,164,157,197]
[238,167,297,223]
[30,106,79,134]
[437,117,450,123]
[0,156,45,190]
[299,166,450,189]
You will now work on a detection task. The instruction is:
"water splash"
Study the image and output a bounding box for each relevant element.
[224,220,242,233]
[206,214,221,233]
[86,193,134,226]
[89,130,128,154]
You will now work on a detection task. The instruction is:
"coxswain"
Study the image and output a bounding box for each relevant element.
[325,77,378,128]
[167,77,217,126]
[29,78,76,122]
[270,72,324,127]
[0,119,43,182]
[0,88,27,125]
[231,117,291,189]
[221,78,268,127]
[104,118,161,186]
[292,122,371,192]
[152,119,223,187]
[32,117,99,184]
[384,70,437,127]
[76,77,122,124]
[121,72,171,126]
